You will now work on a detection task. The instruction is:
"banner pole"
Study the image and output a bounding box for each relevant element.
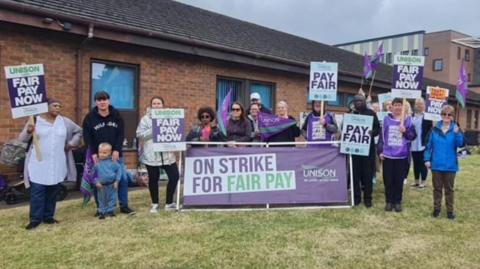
[176,151,183,211]
[28,116,42,161]
[349,154,354,207]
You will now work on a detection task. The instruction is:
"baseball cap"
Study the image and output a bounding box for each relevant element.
[250,92,261,101]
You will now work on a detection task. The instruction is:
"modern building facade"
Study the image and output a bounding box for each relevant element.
[336,30,480,136]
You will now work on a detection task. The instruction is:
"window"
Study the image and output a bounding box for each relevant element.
[386,53,392,64]
[216,77,274,112]
[467,109,472,129]
[433,59,443,71]
[424,47,429,56]
[411,49,418,56]
[468,73,471,82]
[345,94,355,108]
[401,50,409,55]
[326,94,343,107]
[91,60,139,148]
[457,47,461,59]
[465,49,470,61]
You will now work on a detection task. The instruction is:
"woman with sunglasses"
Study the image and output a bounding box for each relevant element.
[136,97,180,213]
[424,105,464,220]
[19,99,82,230]
[186,106,223,147]
[226,102,252,146]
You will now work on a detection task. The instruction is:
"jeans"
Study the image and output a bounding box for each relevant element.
[97,183,117,214]
[29,182,60,223]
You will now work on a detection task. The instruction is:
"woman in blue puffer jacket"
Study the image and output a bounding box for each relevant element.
[424,105,464,220]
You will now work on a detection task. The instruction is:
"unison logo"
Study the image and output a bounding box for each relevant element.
[302,165,336,179]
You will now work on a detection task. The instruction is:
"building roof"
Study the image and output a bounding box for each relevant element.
[334,30,426,47]
[5,0,394,80]
[2,0,479,104]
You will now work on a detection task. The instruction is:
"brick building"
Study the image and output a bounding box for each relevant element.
[1,0,479,167]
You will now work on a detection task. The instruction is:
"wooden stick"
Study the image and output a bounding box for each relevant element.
[320,100,324,119]
[360,77,364,91]
[368,71,376,98]
[400,98,406,128]
[28,116,42,161]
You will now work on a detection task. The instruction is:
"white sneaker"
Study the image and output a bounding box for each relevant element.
[150,204,159,213]
[164,203,177,211]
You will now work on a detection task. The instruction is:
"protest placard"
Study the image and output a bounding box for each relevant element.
[309,62,338,101]
[391,55,424,99]
[340,114,373,156]
[151,108,186,152]
[4,64,48,118]
[424,86,449,121]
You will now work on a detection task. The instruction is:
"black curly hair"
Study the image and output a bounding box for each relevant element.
[197,106,216,121]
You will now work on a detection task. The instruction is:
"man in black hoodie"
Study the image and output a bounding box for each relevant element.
[350,94,380,208]
[82,91,135,215]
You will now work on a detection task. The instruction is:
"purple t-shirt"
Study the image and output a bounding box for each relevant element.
[381,115,416,159]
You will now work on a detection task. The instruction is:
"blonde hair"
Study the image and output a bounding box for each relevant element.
[441,105,455,114]
[98,142,112,152]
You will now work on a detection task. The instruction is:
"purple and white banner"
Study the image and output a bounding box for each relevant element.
[391,55,424,99]
[4,64,48,118]
[151,108,186,152]
[183,147,348,205]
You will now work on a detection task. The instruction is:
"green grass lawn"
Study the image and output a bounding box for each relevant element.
[1,155,479,269]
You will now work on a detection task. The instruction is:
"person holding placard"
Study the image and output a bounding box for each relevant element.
[424,105,464,220]
[186,106,224,147]
[301,100,338,147]
[350,94,380,208]
[82,91,135,215]
[20,99,82,230]
[378,98,417,212]
[136,97,180,213]
[226,102,252,146]
[410,98,432,188]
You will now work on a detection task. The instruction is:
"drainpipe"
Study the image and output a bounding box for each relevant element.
[75,23,94,123]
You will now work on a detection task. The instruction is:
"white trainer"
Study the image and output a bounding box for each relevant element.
[164,203,177,211]
[150,203,159,213]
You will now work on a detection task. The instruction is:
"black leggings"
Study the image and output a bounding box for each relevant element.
[145,163,180,204]
[411,151,428,181]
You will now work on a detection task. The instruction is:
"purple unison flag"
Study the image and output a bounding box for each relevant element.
[217,89,232,136]
[363,53,373,79]
[258,112,297,140]
[456,61,468,109]
[370,43,384,70]
[80,148,97,207]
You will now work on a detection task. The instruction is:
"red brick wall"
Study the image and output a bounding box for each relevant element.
[1,24,363,168]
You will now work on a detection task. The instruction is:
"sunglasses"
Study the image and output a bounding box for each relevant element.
[200,114,211,119]
[441,113,453,117]
[231,108,241,111]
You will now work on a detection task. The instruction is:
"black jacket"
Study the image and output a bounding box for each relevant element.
[82,105,125,156]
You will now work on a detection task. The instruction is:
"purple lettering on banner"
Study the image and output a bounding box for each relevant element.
[183,147,348,206]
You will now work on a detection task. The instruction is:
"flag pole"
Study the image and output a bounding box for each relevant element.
[320,100,324,119]
[368,71,376,98]
[28,115,42,161]
[400,98,406,128]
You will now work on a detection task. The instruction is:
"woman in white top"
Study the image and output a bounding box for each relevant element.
[136,97,179,213]
[19,99,82,230]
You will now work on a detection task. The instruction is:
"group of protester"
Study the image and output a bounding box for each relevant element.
[19,89,464,230]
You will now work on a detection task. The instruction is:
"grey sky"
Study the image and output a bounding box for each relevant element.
[176,0,479,45]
